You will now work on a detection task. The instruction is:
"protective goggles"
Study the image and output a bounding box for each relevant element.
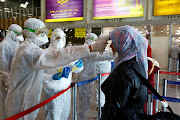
[12,31,24,36]
[24,27,49,36]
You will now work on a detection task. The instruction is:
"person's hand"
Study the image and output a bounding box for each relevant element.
[52,67,70,80]
[99,33,110,40]
[90,40,107,52]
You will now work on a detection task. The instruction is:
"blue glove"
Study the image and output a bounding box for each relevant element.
[75,59,83,68]
[52,67,70,80]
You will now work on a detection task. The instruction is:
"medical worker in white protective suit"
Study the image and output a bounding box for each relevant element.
[74,33,114,120]
[0,24,24,120]
[95,34,113,109]
[43,28,84,120]
[5,18,107,120]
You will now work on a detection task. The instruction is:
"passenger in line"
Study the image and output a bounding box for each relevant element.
[101,25,148,120]
[0,24,24,120]
[5,18,107,120]
[169,42,180,72]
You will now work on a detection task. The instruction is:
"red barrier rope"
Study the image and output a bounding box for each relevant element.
[101,73,110,76]
[5,85,72,120]
[159,71,180,75]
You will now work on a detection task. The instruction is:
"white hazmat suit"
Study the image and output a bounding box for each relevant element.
[5,18,106,120]
[96,33,112,108]
[43,28,83,120]
[96,60,111,107]
[0,24,23,120]
[74,33,114,120]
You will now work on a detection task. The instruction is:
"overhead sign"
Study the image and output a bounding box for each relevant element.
[46,0,83,22]
[93,0,144,20]
[154,0,180,16]
[75,28,86,38]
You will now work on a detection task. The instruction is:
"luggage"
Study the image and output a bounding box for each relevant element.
[132,66,180,120]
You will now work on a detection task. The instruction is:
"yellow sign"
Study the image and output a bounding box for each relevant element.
[75,28,86,38]
[154,0,180,16]
[48,29,52,38]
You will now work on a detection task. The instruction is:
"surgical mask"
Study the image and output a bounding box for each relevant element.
[51,39,65,49]
[16,35,24,42]
[34,33,49,46]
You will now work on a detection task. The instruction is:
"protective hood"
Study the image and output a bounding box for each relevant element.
[49,28,66,49]
[85,33,98,45]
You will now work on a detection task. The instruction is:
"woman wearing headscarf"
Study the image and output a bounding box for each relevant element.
[101,25,148,120]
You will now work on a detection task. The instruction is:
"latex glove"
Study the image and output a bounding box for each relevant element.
[72,59,83,72]
[99,33,110,40]
[52,67,70,80]
[91,40,107,52]
[75,59,83,68]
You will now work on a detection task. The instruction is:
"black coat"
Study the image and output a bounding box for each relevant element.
[101,57,147,120]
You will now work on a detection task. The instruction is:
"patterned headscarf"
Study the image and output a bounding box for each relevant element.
[110,25,148,78]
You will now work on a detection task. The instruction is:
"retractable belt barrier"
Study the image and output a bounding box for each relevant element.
[5,72,110,120]
[154,96,180,103]
[159,71,180,75]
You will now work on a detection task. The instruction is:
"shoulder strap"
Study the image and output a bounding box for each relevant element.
[131,65,174,114]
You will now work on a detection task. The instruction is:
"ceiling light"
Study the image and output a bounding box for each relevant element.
[65,28,68,32]
[175,33,180,34]
[161,31,163,32]
[4,8,9,10]
[0,0,5,2]
[20,2,29,8]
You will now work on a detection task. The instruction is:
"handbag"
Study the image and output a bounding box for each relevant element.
[132,66,180,120]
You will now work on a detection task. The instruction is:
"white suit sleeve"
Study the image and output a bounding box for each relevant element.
[0,44,10,86]
[82,50,114,62]
[29,44,90,70]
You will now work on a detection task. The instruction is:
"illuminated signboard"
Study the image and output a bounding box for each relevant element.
[154,0,180,16]
[75,28,86,38]
[93,0,144,20]
[46,0,83,22]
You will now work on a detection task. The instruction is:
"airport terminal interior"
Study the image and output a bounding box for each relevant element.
[0,0,180,120]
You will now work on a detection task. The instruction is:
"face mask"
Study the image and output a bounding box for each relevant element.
[16,35,24,42]
[34,34,49,46]
[51,39,65,49]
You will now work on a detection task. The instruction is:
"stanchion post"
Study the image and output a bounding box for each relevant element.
[98,74,102,120]
[169,57,171,72]
[73,83,77,120]
[150,94,153,115]
[177,60,179,80]
[147,94,153,115]
[162,79,167,112]
[147,94,150,115]
[155,70,159,113]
